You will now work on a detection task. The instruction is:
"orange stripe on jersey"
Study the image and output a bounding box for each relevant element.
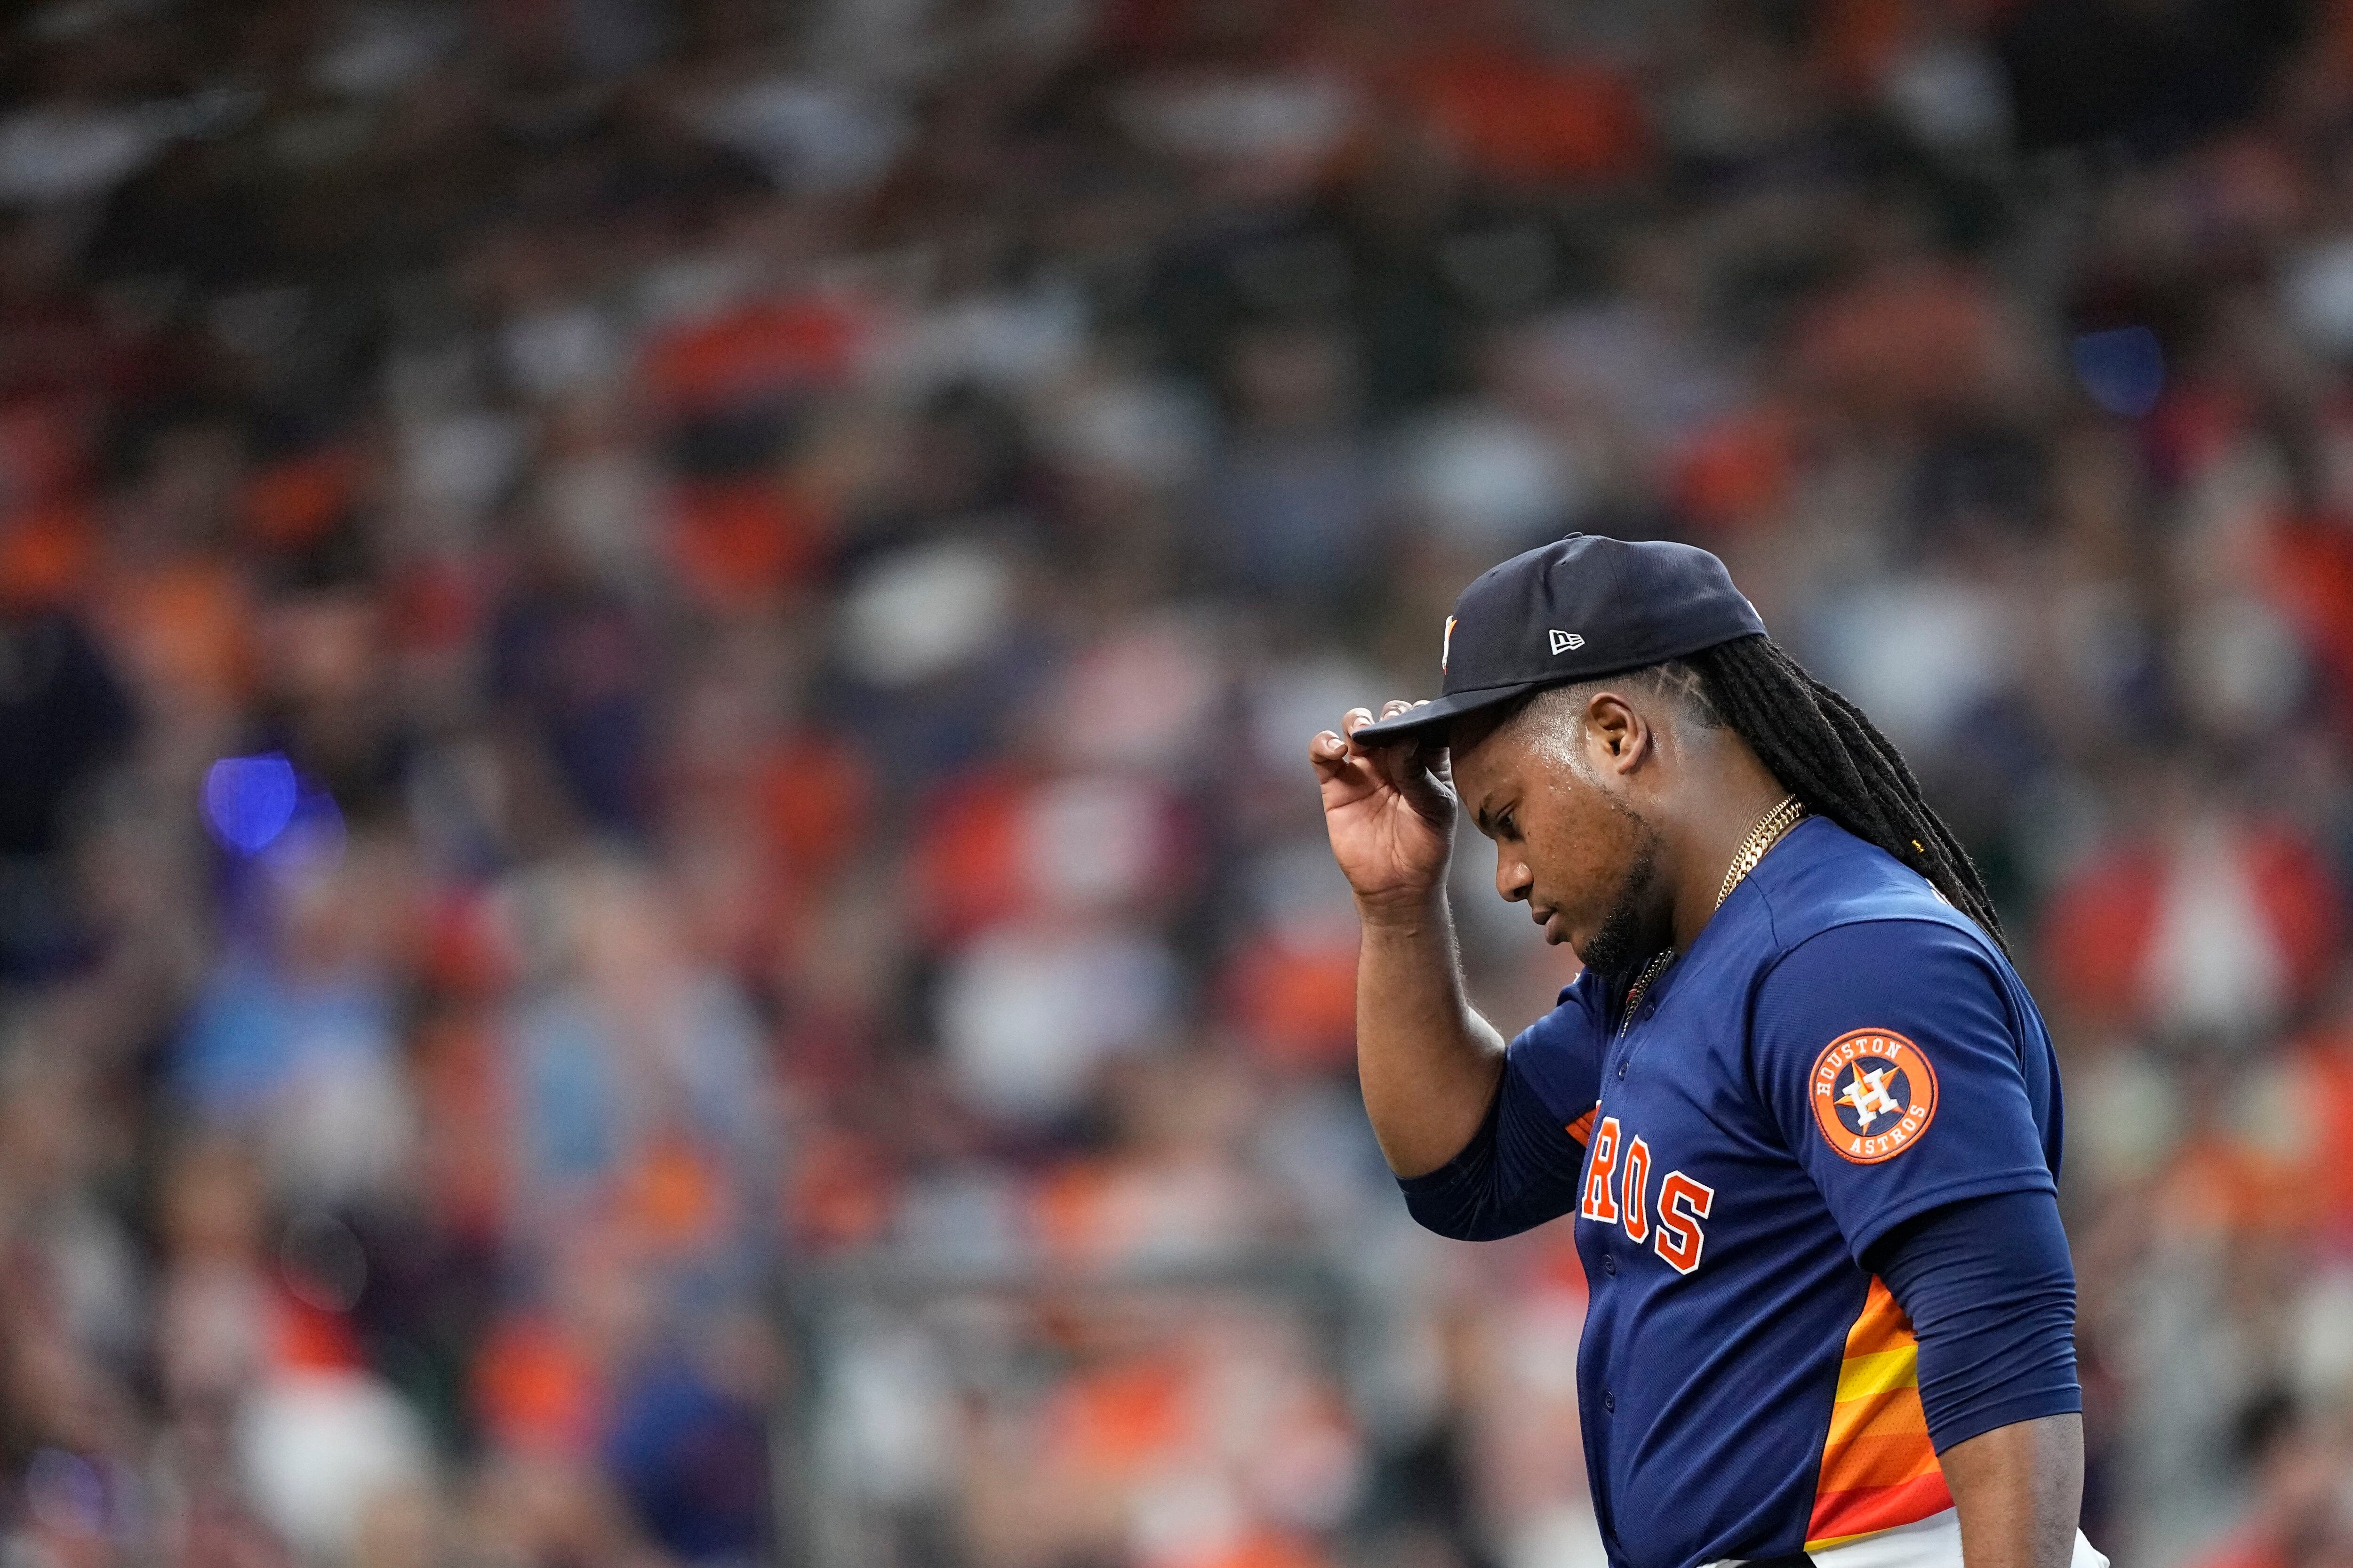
[1805,1473,1954,1551]
[1805,1278,1952,1551]
[1566,1108,1597,1147]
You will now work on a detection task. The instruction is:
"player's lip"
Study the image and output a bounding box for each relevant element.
[1533,906,1569,944]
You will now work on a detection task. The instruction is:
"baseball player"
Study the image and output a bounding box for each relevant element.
[1311,536,2105,1568]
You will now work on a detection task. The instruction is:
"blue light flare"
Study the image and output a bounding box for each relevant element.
[202,753,299,853]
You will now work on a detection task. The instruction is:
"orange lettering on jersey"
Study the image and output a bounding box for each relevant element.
[1652,1170,1713,1274]
[1809,1029,1940,1165]
[1581,1116,1623,1224]
[1621,1135,1651,1244]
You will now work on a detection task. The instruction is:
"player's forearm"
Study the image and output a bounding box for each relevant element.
[1353,889,1508,1177]
[1940,1413,2082,1568]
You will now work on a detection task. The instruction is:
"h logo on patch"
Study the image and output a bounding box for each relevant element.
[1549,630,1584,655]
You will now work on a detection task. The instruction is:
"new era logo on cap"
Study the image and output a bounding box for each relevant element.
[1549,630,1585,654]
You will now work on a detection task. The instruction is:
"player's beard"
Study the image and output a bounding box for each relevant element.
[1574,815,1666,985]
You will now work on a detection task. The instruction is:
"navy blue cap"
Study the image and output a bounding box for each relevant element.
[1351,534,1767,746]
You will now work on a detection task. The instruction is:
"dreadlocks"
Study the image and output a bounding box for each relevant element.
[1672,634,2009,954]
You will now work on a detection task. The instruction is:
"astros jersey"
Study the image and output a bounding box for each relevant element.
[1422,816,2071,1566]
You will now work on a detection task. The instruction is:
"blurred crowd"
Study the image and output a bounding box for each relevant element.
[4,0,2353,1565]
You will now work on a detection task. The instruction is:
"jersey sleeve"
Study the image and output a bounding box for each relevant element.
[1509,968,1609,1132]
[1394,973,1608,1241]
[1748,920,2056,1264]
[1871,1190,2081,1452]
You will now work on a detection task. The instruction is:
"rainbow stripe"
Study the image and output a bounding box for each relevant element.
[1805,1278,1952,1550]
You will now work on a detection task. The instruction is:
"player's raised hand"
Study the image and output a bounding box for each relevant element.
[1310,701,1458,914]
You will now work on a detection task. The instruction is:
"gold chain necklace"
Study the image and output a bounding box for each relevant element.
[1715,792,1806,909]
[1615,794,1806,1040]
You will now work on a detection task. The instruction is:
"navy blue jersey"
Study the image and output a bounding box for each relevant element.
[1402,816,2074,1566]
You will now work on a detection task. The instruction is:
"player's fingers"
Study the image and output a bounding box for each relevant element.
[1312,731,1386,815]
[1313,727,1381,784]
[1345,703,1422,756]
[1415,738,1454,793]
[1344,711,1407,766]
[1365,739,1433,801]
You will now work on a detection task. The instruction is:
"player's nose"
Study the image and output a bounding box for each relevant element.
[1495,846,1531,904]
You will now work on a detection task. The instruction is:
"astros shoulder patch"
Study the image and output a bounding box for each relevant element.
[1809,1028,1938,1164]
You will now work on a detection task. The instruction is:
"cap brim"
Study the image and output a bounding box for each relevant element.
[1346,685,1534,747]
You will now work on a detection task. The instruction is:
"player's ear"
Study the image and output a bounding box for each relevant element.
[1584,692,1644,775]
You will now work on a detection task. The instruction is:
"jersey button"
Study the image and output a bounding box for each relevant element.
[1603,1391,1616,1414]
[1601,1253,1617,1276]
[1616,1061,1626,1080]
